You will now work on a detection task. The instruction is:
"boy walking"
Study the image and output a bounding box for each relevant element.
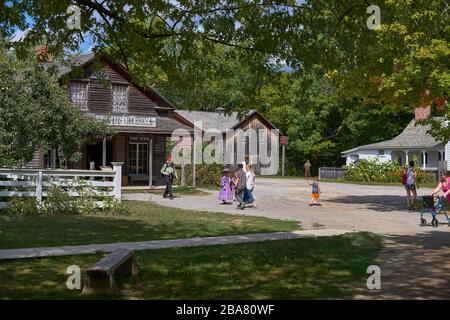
[307,177,321,206]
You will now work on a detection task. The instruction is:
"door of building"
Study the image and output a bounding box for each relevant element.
[86,141,112,170]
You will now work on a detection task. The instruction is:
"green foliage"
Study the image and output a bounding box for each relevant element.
[0,40,109,167]
[262,70,412,175]
[343,159,434,184]
[177,164,225,187]
[3,184,127,216]
[6,197,39,216]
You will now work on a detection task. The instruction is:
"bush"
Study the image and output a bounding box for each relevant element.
[2,184,128,216]
[176,164,225,187]
[5,197,39,215]
[342,159,434,184]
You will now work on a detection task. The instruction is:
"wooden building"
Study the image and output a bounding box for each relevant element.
[30,53,193,186]
[175,110,279,175]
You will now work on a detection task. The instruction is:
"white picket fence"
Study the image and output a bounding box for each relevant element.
[0,162,123,209]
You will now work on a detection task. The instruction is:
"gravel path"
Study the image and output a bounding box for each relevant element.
[125,178,450,299]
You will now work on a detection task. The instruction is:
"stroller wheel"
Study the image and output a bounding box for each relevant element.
[420,218,427,226]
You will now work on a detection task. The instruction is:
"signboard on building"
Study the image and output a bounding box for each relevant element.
[93,114,157,128]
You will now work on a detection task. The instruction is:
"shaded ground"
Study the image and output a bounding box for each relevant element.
[0,233,381,300]
[126,178,450,299]
[354,231,450,300]
[0,200,298,249]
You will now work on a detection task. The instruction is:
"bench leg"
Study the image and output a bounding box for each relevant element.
[82,274,119,295]
[115,256,140,276]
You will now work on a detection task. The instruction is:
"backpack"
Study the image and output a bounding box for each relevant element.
[401,171,407,185]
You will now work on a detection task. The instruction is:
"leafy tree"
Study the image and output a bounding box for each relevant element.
[259,69,412,175]
[3,1,447,112]
[148,44,274,113]
[0,40,109,167]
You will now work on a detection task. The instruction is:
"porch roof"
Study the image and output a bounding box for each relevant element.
[112,116,193,134]
[342,118,446,155]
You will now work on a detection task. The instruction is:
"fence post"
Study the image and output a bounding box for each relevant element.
[36,171,43,205]
[111,162,123,201]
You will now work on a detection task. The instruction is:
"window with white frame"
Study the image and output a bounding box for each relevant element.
[70,82,88,110]
[112,84,128,113]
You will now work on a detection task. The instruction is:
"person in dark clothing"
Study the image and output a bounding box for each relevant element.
[234,163,247,210]
[161,158,177,199]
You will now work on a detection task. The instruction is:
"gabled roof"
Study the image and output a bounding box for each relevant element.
[174,109,278,132]
[174,110,240,131]
[342,118,445,155]
[47,53,177,110]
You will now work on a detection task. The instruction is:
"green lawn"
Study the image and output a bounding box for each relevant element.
[0,232,381,300]
[0,200,299,249]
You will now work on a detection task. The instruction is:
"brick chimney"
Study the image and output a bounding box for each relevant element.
[414,105,431,121]
[35,45,53,63]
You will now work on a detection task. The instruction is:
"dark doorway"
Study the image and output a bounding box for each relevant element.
[86,141,112,170]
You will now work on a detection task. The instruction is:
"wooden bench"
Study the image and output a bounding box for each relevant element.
[82,248,140,294]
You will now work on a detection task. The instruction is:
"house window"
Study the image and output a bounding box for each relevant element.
[70,82,88,110]
[129,142,148,175]
[43,150,62,168]
[378,149,385,156]
[112,85,128,113]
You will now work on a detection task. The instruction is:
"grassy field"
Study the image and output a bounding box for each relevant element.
[0,200,299,249]
[0,232,381,300]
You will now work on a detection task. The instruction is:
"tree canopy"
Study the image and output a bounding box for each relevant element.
[3,0,448,111]
[0,41,109,167]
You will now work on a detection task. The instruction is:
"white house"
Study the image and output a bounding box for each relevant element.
[342,114,448,172]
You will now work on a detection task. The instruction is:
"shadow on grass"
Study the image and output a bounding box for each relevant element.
[0,201,299,249]
[354,230,450,299]
[0,232,381,300]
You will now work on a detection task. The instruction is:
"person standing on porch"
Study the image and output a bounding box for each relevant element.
[161,157,177,200]
[304,160,312,178]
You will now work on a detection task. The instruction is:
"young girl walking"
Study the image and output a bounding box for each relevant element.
[218,169,233,204]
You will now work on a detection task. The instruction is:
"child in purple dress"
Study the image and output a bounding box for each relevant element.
[218,170,233,204]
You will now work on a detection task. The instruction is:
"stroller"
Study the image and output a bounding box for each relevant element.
[419,195,450,227]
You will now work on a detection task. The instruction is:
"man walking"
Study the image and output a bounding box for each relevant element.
[234,163,247,210]
[304,160,312,178]
[161,157,177,200]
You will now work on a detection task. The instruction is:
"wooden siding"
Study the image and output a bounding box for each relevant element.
[152,136,166,185]
[224,117,278,175]
[72,62,160,116]
[26,150,43,168]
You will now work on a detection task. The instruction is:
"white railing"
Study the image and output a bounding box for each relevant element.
[0,162,123,209]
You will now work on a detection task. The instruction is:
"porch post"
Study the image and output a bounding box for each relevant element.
[51,149,57,169]
[405,150,409,165]
[102,137,107,167]
[149,138,153,188]
[111,162,123,201]
[192,136,196,187]
[422,151,426,171]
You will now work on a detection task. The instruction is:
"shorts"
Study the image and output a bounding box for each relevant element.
[405,184,416,191]
[311,193,320,200]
